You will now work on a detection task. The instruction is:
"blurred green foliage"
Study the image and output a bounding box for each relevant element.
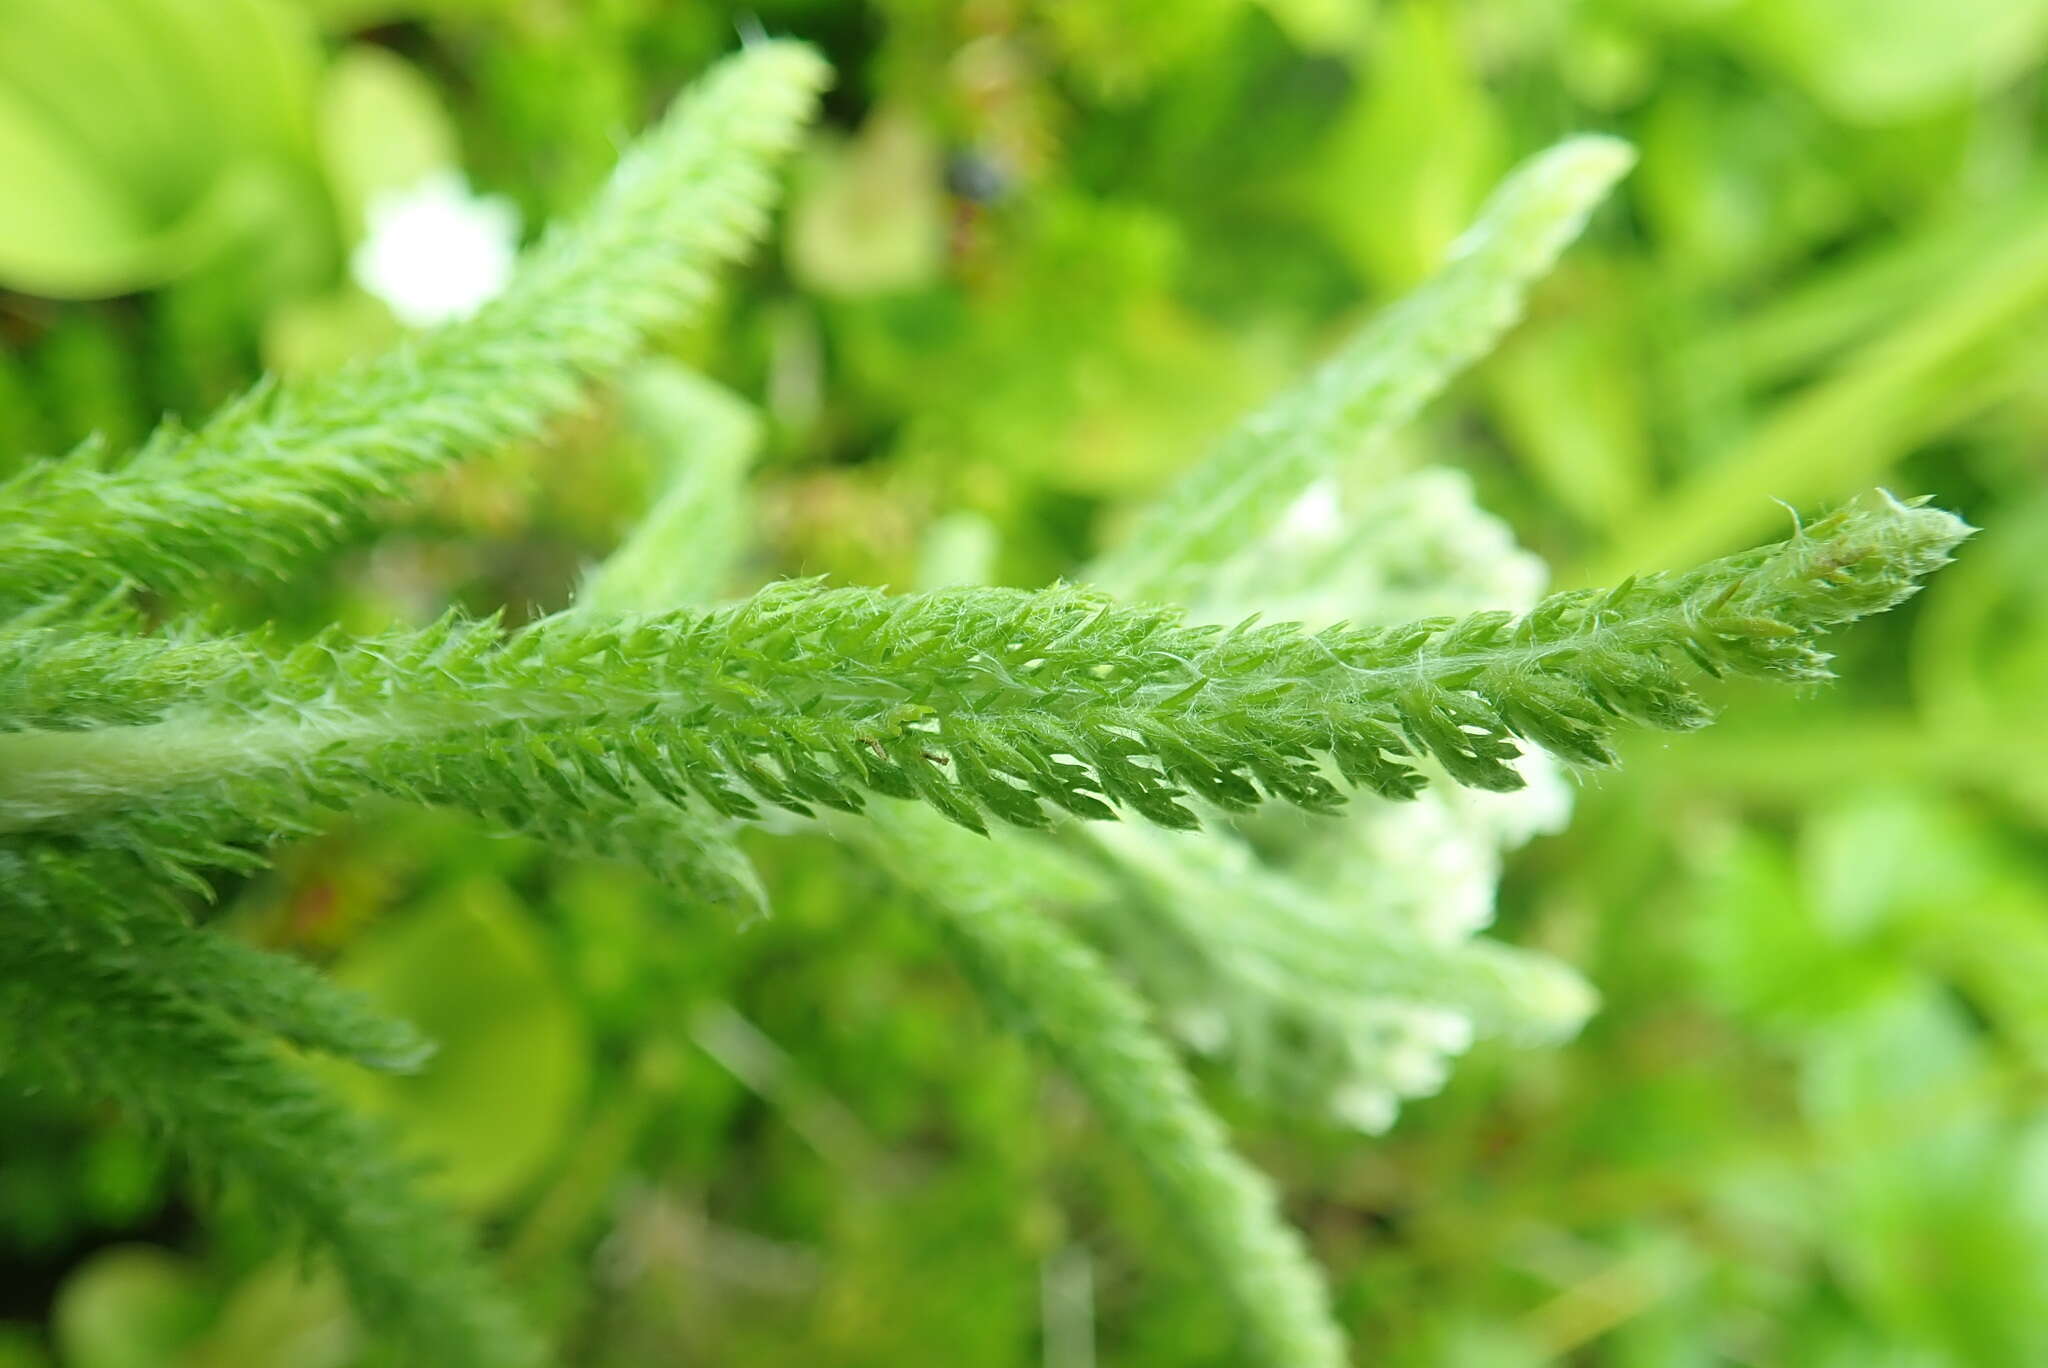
[2,0,2045,1363]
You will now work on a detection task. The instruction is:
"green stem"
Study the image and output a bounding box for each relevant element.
[871,807,1349,1368]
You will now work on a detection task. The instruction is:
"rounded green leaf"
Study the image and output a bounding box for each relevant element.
[325,877,589,1211]
[317,46,461,237]
[51,1246,213,1368]
[0,0,319,297]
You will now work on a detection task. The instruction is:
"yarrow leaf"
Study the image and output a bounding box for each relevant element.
[0,491,1971,876]
[1090,134,1636,604]
[0,40,828,612]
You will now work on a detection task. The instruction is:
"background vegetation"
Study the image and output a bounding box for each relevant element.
[2,1,2045,1364]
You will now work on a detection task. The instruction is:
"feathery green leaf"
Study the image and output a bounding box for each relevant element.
[0,41,827,611]
[0,491,1971,879]
[0,907,538,1368]
[863,808,1347,1368]
[575,361,764,617]
[1090,134,1635,604]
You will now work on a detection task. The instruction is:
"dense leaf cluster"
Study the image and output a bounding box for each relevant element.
[0,31,1972,1368]
[0,41,828,1368]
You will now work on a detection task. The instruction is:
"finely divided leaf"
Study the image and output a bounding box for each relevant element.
[0,42,828,612]
[1090,135,1634,604]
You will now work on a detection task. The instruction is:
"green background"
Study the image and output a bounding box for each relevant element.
[3,0,2046,1363]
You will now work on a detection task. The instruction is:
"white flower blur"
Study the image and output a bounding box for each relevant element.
[1274,478,1346,541]
[351,171,520,328]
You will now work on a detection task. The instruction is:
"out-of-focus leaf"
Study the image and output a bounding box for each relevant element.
[915,511,1002,590]
[1251,0,1373,52]
[317,46,461,237]
[185,1261,353,1368]
[1304,1,1503,289]
[292,0,508,28]
[835,190,1263,503]
[787,108,945,297]
[1487,305,1652,528]
[1585,210,2048,579]
[1095,134,1631,603]
[51,1246,213,1368]
[1912,492,2048,739]
[0,0,321,298]
[1683,181,2048,387]
[0,91,292,299]
[261,285,404,378]
[1634,79,1850,287]
[1724,0,2048,122]
[576,362,764,613]
[324,877,590,1210]
[1684,822,1880,1029]
[1803,989,2048,1364]
[1035,0,1247,97]
[1800,790,2000,938]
